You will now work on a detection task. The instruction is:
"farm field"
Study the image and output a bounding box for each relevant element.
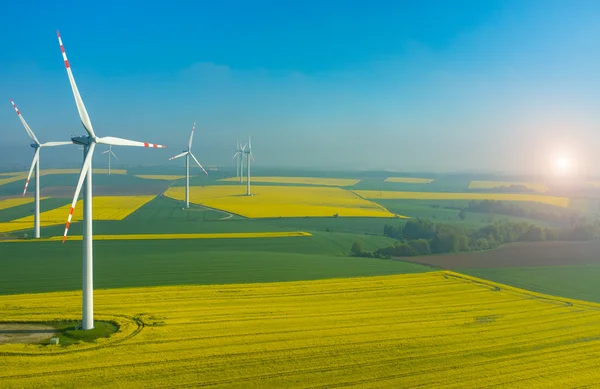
[0,197,38,211]
[165,185,399,218]
[0,232,421,294]
[401,240,600,303]
[354,190,570,207]
[0,198,70,223]
[370,199,561,227]
[219,176,361,186]
[469,180,548,193]
[0,169,127,187]
[0,195,156,233]
[2,272,600,387]
[4,231,313,243]
[134,174,186,180]
[384,176,434,183]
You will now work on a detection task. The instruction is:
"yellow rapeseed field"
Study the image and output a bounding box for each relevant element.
[1,231,312,242]
[469,180,548,193]
[0,173,28,187]
[0,197,40,211]
[0,195,155,233]
[219,176,361,186]
[355,190,570,208]
[134,174,186,180]
[385,177,435,184]
[2,271,600,387]
[165,185,398,218]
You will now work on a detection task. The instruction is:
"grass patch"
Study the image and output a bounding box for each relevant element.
[51,321,119,346]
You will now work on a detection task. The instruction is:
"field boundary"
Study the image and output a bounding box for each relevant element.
[0,231,313,243]
[444,270,600,309]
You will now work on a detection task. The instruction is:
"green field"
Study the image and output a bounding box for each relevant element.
[2,169,600,306]
[372,199,562,227]
[462,265,600,303]
[0,198,70,222]
[0,233,429,295]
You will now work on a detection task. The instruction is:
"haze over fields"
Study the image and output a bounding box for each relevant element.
[2,1,600,174]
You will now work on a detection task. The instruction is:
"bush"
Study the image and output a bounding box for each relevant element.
[350,241,365,257]
[394,242,416,257]
[407,239,430,255]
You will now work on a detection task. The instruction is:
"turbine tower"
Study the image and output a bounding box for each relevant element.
[100,145,118,175]
[245,135,254,196]
[233,139,245,183]
[58,31,166,330]
[168,122,208,208]
[10,99,71,238]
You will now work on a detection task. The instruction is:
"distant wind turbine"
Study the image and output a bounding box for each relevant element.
[169,122,208,208]
[100,145,118,175]
[57,31,166,330]
[10,99,72,238]
[244,135,254,196]
[233,139,245,183]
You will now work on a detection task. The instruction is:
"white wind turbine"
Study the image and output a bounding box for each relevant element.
[100,145,118,175]
[10,99,72,238]
[244,135,254,196]
[232,139,245,183]
[168,122,208,208]
[57,31,166,330]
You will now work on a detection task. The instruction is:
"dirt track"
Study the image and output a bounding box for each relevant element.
[0,324,57,344]
[401,240,600,269]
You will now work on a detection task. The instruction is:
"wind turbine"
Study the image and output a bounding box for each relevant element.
[100,145,118,175]
[10,99,72,238]
[233,139,245,183]
[244,135,254,196]
[168,122,208,208]
[57,31,166,330]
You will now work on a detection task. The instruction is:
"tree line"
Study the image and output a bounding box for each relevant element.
[351,218,600,259]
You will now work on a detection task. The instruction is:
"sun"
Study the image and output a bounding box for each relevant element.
[553,155,572,174]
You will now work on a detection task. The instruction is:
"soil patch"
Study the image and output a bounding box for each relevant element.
[400,240,600,269]
[0,324,57,344]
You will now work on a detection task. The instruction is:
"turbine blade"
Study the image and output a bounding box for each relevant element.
[97,136,166,148]
[110,150,119,160]
[100,150,110,154]
[188,122,196,150]
[40,141,72,147]
[169,151,188,160]
[57,31,97,139]
[62,143,96,243]
[190,153,208,175]
[10,99,40,144]
[23,149,40,196]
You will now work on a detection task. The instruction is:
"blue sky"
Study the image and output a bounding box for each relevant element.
[2,0,600,174]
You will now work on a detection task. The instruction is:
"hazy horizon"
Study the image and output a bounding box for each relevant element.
[2,1,600,175]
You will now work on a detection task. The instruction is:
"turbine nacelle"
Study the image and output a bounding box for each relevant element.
[71,136,92,146]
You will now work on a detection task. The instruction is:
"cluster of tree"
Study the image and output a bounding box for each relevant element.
[351,218,600,259]
[462,200,581,224]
